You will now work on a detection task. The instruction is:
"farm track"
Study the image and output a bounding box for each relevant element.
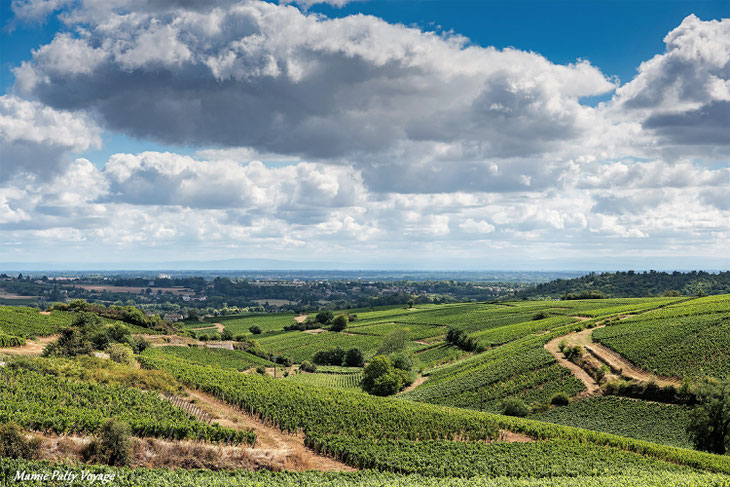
[184,389,355,472]
[544,333,600,397]
[399,375,428,394]
[546,318,682,393]
[0,335,58,356]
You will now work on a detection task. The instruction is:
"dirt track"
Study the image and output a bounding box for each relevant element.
[546,323,681,392]
[185,389,355,472]
[0,335,58,356]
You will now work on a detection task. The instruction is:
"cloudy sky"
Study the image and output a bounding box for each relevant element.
[0,0,728,270]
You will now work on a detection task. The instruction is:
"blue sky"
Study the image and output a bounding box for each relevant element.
[0,0,728,270]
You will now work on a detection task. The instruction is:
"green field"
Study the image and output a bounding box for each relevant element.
[531,396,693,449]
[0,306,72,338]
[593,294,730,379]
[286,371,363,390]
[142,345,273,371]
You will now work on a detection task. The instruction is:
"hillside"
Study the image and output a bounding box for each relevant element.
[1,296,730,485]
[516,270,730,299]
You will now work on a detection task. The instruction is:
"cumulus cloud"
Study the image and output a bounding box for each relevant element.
[14,0,614,171]
[609,15,730,158]
[0,95,100,182]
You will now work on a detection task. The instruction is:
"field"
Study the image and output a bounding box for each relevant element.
[0,365,253,444]
[531,396,693,449]
[0,307,72,338]
[286,371,363,390]
[2,294,730,485]
[593,294,730,379]
[4,458,729,487]
[142,346,273,371]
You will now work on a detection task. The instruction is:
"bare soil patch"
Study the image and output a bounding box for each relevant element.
[184,389,354,471]
[399,375,428,394]
[0,335,58,356]
[294,314,309,323]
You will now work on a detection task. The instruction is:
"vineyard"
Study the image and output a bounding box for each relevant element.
[3,458,729,487]
[139,352,730,475]
[305,435,689,477]
[0,306,72,338]
[531,396,693,449]
[593,294,730,379]
[0,366,254,445]
[142,345,273,371]
[286,371,363,390]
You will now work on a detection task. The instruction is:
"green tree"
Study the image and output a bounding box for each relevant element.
[362,355,410,396]
[331,314,348,332]
[315,310,335,325]
[344,347,365,367]
[108,343,136,366]
[687,379,730,454]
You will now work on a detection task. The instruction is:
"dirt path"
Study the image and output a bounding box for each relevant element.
[185,389,354,472]
[545,334,600,397]
[547,325,681,391]
[0,335,58,356]
[294,314,309,324]
[399,375,428,394]
[193,323,225,333]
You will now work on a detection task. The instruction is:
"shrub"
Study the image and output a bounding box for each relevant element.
[390,351,414,371]
[255,366,267,375]
[532,311,550,320]
[344,348,365,367]
[499,397,530,417]
[299,361,317,373]
[83,419,132,466]
[198,334,209,342]
[687,378,730,454]
[330,314,348,332]
[248,325,262,335]
[313,347,346,366]
[550,392,570,406]
[108,343,136,366]
[0,422,41,460]
[315,311,335,325]
[362,355,410,396]
[221,329,233,341]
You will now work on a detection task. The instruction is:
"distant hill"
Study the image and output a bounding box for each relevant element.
[516,270,730,299]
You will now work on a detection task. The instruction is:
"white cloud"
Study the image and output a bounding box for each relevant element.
[0,95,100,182]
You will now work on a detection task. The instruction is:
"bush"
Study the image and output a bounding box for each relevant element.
[330,314,348,332]
[83,419,132,466]
[687,379,730,454]
[108,343,136,366]
[499,397,530,417]
[390,351,414,371]
[315,310,335,325]
[221,329,233,341]
[255,366,267,375]
[299,361,317,373]
[312,347,346,366]
[344,348,365,367]
[377,329,409,355]
[550,392,570,406]
[0,422,41,460]
[248,325,262,335]
[361,355,410,396]
[198,334,209,342]
[532,311,550,320]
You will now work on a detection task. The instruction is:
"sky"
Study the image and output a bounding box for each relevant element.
[0,0,728,271]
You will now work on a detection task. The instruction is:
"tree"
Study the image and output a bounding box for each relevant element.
[249,325,262,335]
[687,379,730,454]
[221,329,233,341]
[407,299,415,308]
[331,314,348,332]
[344,348,365,367]
[500,397,530,417]
[361,355,411,396]
[315,310,335,325]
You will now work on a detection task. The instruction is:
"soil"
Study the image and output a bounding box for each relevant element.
[0,335,58,356]
[184,389,355,471]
